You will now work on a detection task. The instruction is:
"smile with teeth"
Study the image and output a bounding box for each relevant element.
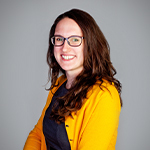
[62,55,75,60]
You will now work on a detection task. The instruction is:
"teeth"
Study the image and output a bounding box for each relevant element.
[62,55,75,60]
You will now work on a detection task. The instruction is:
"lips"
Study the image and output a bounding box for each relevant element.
[61,55,75,60]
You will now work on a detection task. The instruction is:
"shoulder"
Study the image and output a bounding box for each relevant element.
[57,75,67,84]
[85,79,121,112]
[101,80,120,100]
[50,75,67,93]
[47,75,67,102]
[88,79,119,100]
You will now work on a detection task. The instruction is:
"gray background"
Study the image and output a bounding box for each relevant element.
[0,0,150,150]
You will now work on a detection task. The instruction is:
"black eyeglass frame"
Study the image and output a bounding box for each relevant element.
[51,35,84,47]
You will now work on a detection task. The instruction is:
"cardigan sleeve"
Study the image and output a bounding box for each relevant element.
[23,87,56,150]
[78,85,121,150]
[23,119,44,150]
[23,92,52,150]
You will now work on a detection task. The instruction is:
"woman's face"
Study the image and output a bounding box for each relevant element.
[54,17,84,76]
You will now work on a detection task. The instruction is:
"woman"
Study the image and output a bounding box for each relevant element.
[24,9,122,150]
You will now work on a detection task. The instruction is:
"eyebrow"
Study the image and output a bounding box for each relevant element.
[54,35,83,38]
[54,34,63,37]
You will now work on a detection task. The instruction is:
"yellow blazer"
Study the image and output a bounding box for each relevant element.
[24,75,121,150]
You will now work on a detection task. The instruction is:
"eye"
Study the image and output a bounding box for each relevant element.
[72,38,79,42]
[56,37,63,41]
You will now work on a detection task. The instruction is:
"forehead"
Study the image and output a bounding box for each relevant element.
[54,18,83,37]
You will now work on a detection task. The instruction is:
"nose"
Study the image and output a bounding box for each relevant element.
[62,39,71,52]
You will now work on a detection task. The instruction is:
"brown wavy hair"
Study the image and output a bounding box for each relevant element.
[47,9,122,123]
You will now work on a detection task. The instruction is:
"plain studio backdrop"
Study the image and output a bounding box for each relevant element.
[0,0,150,149]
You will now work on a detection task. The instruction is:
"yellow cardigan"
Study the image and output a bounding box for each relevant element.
[24,75,121,150]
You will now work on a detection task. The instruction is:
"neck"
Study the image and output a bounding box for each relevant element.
[65,67,83,89]
[65,71,81,89]
[65,73,76,89]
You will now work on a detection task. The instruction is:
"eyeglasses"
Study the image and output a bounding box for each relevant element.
[51,35,84,47]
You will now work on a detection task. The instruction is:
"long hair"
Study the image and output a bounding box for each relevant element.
[47,9,122,123]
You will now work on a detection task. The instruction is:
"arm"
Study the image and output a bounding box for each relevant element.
[78,87,121,150]
[23,111,45,150]
[23,126,42,150]
[23,92,53,150]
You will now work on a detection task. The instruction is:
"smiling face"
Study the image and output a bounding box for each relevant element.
[54,17,84,77]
